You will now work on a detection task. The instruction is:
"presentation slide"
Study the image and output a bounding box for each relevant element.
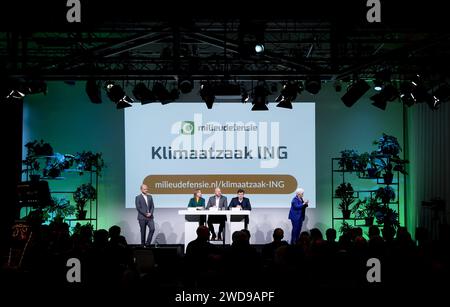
[124,103,315,208]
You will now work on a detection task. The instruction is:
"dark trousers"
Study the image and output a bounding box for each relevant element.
[139,218,155,246]
[199,215,206,227]
[290,219,303,245]
[208,216,225,238]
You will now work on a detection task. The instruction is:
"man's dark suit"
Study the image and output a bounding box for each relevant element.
[228,197,252,229]
[206,195,227,240]
[135,193,155,246]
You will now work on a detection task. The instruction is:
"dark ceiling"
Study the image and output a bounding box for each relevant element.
[1,0,449,82]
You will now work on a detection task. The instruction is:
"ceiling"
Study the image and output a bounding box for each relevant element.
[1,1,449,83]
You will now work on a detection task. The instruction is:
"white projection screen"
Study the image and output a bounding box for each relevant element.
[125,103,315,208]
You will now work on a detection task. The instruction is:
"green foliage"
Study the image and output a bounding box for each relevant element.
[43,153,75,178]
[352,197,381,218]
[73,183,97,214]
[339,221,354,235]
[45,197,75,221]
[375,186,396,205]
[74,151,105,175]
[335,182,356,212]
[23,139,54,176]
[373,133,402,157]
[338,149,359,171]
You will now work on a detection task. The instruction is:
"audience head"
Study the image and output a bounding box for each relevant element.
[310,228,323,242]
[273,228,284,241]
[196,226,210,241]
[326,228,337,242]
[368,225,380,239]
[109,225,121,239]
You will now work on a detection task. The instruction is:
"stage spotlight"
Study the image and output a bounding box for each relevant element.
[152,82,173,104]
[178,77,194,94]
[241,90,250,103]
[132,82,155,104]
[433,84,450,103]
[116,96,133,109]
[251,84,269,111]
[255,43,265,54]
[373,70,391,91]
[200,82,215,109]
[427,95,440,110]
[370,84,398,110]
[341,79,370,107]
[275,81,299,109]
[85,79,102,104]
[304,77,321,94]
[399,81,416,107]
[105,82,125,102]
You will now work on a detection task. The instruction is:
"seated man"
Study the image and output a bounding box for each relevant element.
[228,189,251,230]
[206,188,227,241]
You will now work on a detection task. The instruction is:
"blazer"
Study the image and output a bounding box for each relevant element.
[228,197,252,210]
[288,196,307,222]
[188,197,206,208]
[206,195,228,210]
[135,194,154,220]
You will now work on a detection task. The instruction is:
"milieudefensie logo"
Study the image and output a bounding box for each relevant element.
[180,121,195,135]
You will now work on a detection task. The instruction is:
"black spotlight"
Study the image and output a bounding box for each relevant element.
[85,79,102,104]
[276,81,300,109]
[370,84,398,110]
[152,82,173,104]
[251,83,269,111]
[132,82,155,104]
[433,84,450,103]
[200,82,215,109]
[304,77,321,95]
[373,70,391,91]
[341,79,370,107]
[178,77,194,94]
[105,82,133,108]
[399,81,416,107]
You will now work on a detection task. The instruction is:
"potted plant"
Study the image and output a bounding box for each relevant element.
[353,197,381,226]
[339,221,354,235]
[74,151,105,175]
[338,149,359,172]
[73,183,96,219]
[335,182,356,219]
[373,133,402,158]
[43,153,74,178]
[375,186,396,205]
[367,151,380,178]
[22,139,54,181]
[45,197,75,223]
[355,152,370,175]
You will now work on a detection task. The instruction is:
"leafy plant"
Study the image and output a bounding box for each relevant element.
[73,183,97,219]
[375,186,396,205]
[74,151,105,175]
[338,149,359,171]
[45,197,75,222]
[335,183,356,218]
[352,197,381,218]
[43,153,75,178]
[22,139,54,177]
[339,221,354,235]
[373,133,402,158]
[355,152,370,173]
[375,207,400,228]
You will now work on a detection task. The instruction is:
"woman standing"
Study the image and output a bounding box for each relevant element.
[288,187,309,244]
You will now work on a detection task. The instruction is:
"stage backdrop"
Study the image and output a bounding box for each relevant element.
[23,81,405,244]
[124,103,316,208]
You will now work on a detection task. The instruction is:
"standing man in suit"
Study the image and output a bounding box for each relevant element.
[206,187,228,240]
[288,187,309,244]
[228,189,252,230]
[135,184,155,247]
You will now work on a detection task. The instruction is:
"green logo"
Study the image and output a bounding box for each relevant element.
[180,121,195,135]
